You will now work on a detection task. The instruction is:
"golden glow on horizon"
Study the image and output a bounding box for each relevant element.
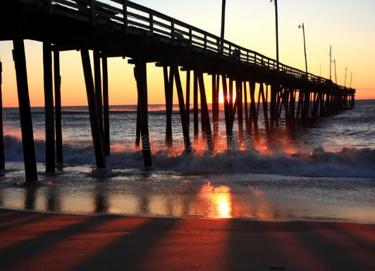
[0,0,374,107]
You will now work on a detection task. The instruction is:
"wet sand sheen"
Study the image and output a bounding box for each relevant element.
[1,168,375,223]
[0,208,374,271]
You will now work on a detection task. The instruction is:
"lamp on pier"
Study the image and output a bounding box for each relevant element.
[270,0,279,71]
[220,0,226,54]
[299,23,308,76]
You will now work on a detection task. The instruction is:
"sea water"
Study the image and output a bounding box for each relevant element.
[0,100,374,223]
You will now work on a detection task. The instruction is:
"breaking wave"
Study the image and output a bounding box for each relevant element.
[4,135,375,178]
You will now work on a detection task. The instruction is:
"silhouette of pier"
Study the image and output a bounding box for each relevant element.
[0,0,355,181]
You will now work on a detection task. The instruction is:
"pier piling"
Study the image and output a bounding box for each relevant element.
[94,50,104,145]
[193,70,199,145]
[12,25,38,182]
[43,40,56,173]
[196,63,212,150]
[0,60,4,170]
[163,65,173,149]
[173,62,191,152]
[54,49,63,164]
[102,56,110,156]
[80,38,106,168]
[134,52,152,166]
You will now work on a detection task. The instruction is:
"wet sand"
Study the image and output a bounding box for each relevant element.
[0,208,374,271]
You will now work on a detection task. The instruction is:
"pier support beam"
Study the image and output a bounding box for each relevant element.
[134,53,152,166]
[249,80,259,142]
[244,80,250,139]
[186,70,191,131]
[212,73,219,150]
[102,56,110,156]
[13,28,38,181]
[80,39,106,168]
[270,82,278,137]
[236,78,244,147]
[173,62,191,152]
[94,50,104,144]
[43,40,55,172]
[221,69,232,149]
[163,65,173,149]
[301,90,310,120]
[54,49,63,164]
[135,100,141,148]
[260,83,271,139]
[193,70,199,145]
[282,87,294,132]
[196,64,212,150]
[0,60,4,169]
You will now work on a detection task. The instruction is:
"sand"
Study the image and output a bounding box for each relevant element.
[0,208,374,271]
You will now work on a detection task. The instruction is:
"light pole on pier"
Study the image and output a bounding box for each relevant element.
[329,46,332,81]
[299,23,308,76]
[270,0,279,71]
[220,0,226,53]
[333,59,337,84]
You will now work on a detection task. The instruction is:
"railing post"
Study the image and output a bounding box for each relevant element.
[90,0,96,26]
[122,0,128,34]
[171,19,175,45]
[217,38,220,57]
[189,27,192,46]
[149,12,154,34]
[204,34,207,52]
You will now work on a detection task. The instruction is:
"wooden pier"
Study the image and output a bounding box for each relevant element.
[0,0,355,181]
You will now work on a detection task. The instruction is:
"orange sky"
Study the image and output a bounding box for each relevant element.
[0,0,374,107]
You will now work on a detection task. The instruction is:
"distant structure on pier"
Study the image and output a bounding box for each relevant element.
[0,0,355,181]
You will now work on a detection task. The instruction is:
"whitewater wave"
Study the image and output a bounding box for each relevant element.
[4,135,375,178]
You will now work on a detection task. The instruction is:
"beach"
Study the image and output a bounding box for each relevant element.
[1,208,375,271]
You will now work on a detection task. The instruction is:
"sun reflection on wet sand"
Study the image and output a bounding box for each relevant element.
[197,183,232,218]
[1,168,375,223]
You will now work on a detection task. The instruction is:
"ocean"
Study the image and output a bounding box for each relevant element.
[0,99,374,223]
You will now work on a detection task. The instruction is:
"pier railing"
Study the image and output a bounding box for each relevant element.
[48,0,340,88]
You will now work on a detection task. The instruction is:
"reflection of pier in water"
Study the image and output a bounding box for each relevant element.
[0,0,355,182]
[0,180,316,220]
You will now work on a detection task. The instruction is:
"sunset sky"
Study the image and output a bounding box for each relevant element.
[0,0,374,107]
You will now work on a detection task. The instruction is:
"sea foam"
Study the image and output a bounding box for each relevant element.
[4,135,375,178]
